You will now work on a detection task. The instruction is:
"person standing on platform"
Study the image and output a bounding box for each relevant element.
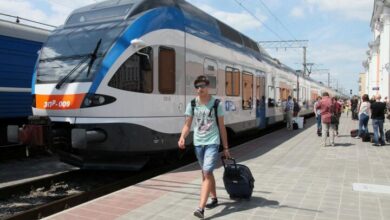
[293,98,301,117]
[356,94,371,139]
[370,94,386,146]
[316,92,336,147]
[314,96,322,136]
[351,96,359,120]
[285,96,294,130]
[332,97,342,136]
[178,75,230,219]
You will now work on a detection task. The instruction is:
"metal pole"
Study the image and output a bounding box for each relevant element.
[303,46,307,76]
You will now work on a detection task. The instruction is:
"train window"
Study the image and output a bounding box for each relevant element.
[256,77,265,103]
[242,72,253,110]
[241,34,260,53]
[301,86,307,105]
[280,87,291,101]
[130,0,175,18]
[159,47,176,94]
[268,86,275,107]
[108,47,153,93]
[217,20,243,45]
[225,67,240,96]
[66,4,133,26]
[204,59,217,94]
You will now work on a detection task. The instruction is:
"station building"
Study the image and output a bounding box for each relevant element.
[363,0,390,99]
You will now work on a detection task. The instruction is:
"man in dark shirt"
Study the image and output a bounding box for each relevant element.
[351,97,358,120]
[371,94,387,146]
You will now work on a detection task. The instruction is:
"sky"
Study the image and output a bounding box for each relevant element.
[0,0,374,95]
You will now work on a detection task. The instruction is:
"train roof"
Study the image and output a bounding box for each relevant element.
[64,0,343,95]
[0,19,51,43]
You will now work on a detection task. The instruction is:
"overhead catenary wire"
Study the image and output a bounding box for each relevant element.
[233,0,284,41]
[0,12,56,28]
[256,0,297,40]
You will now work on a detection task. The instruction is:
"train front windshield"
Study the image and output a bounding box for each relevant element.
[37,19,131,84]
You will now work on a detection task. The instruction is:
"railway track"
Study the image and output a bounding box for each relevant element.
[0,121,288,220]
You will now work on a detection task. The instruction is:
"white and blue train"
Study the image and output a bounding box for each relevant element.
[8,0,345,169]
[0,17,50,145]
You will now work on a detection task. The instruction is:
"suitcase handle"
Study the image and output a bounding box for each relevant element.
[221,156,237,169]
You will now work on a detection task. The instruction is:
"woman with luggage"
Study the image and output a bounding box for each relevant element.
[178,75,230,219]
[356,94,371,139]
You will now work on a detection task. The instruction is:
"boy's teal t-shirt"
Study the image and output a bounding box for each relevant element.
[185,96,224,146]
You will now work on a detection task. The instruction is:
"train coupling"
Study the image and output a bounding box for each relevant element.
[7,116,51,146]
[71,129,107,149]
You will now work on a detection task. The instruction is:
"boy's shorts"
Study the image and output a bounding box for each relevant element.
[194,144,219,173]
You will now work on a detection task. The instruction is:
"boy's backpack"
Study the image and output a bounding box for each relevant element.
[191,98,221,127]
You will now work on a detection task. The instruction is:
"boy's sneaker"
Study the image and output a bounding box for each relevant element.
[205,198,218,209]
[193,208,204,219]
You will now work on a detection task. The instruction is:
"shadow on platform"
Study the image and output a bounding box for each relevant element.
[206,196,319,220]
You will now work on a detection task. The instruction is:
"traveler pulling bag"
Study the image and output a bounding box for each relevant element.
[221,156,254,199]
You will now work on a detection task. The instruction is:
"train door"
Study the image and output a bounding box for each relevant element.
[255,71,266,128]
[204,58,217,95]
[242,71,254,129]
[157,45,185,131]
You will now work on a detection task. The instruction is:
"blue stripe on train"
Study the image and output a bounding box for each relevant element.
[88,6,262,94]
[0,35,43,88]
[88,7,185,93]
[0,92,32,118]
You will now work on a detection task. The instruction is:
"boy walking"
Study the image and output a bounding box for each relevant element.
[178,75,230,219]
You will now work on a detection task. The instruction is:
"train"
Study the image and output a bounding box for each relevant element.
[7,0,346,170]
[0,17,50,145]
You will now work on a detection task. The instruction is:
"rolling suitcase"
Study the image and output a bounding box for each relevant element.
[350,129,358,137]
[221,156,254,199]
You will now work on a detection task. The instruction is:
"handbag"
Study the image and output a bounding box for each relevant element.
[331,114,338,124]
[330,103,338,124]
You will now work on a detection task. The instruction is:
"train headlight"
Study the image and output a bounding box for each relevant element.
[83,98,92,107]
[81,94,116,108]
[98,96,105,104]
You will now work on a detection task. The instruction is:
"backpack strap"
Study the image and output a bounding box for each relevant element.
[191,98,196,116]
[210,99,221,128]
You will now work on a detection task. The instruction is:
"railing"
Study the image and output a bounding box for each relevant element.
[0,12,56,30]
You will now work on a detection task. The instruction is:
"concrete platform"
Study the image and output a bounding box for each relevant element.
[46,114,390,220]
[0,156,77,189]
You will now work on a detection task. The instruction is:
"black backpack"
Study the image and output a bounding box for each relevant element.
[191,98,221,127]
